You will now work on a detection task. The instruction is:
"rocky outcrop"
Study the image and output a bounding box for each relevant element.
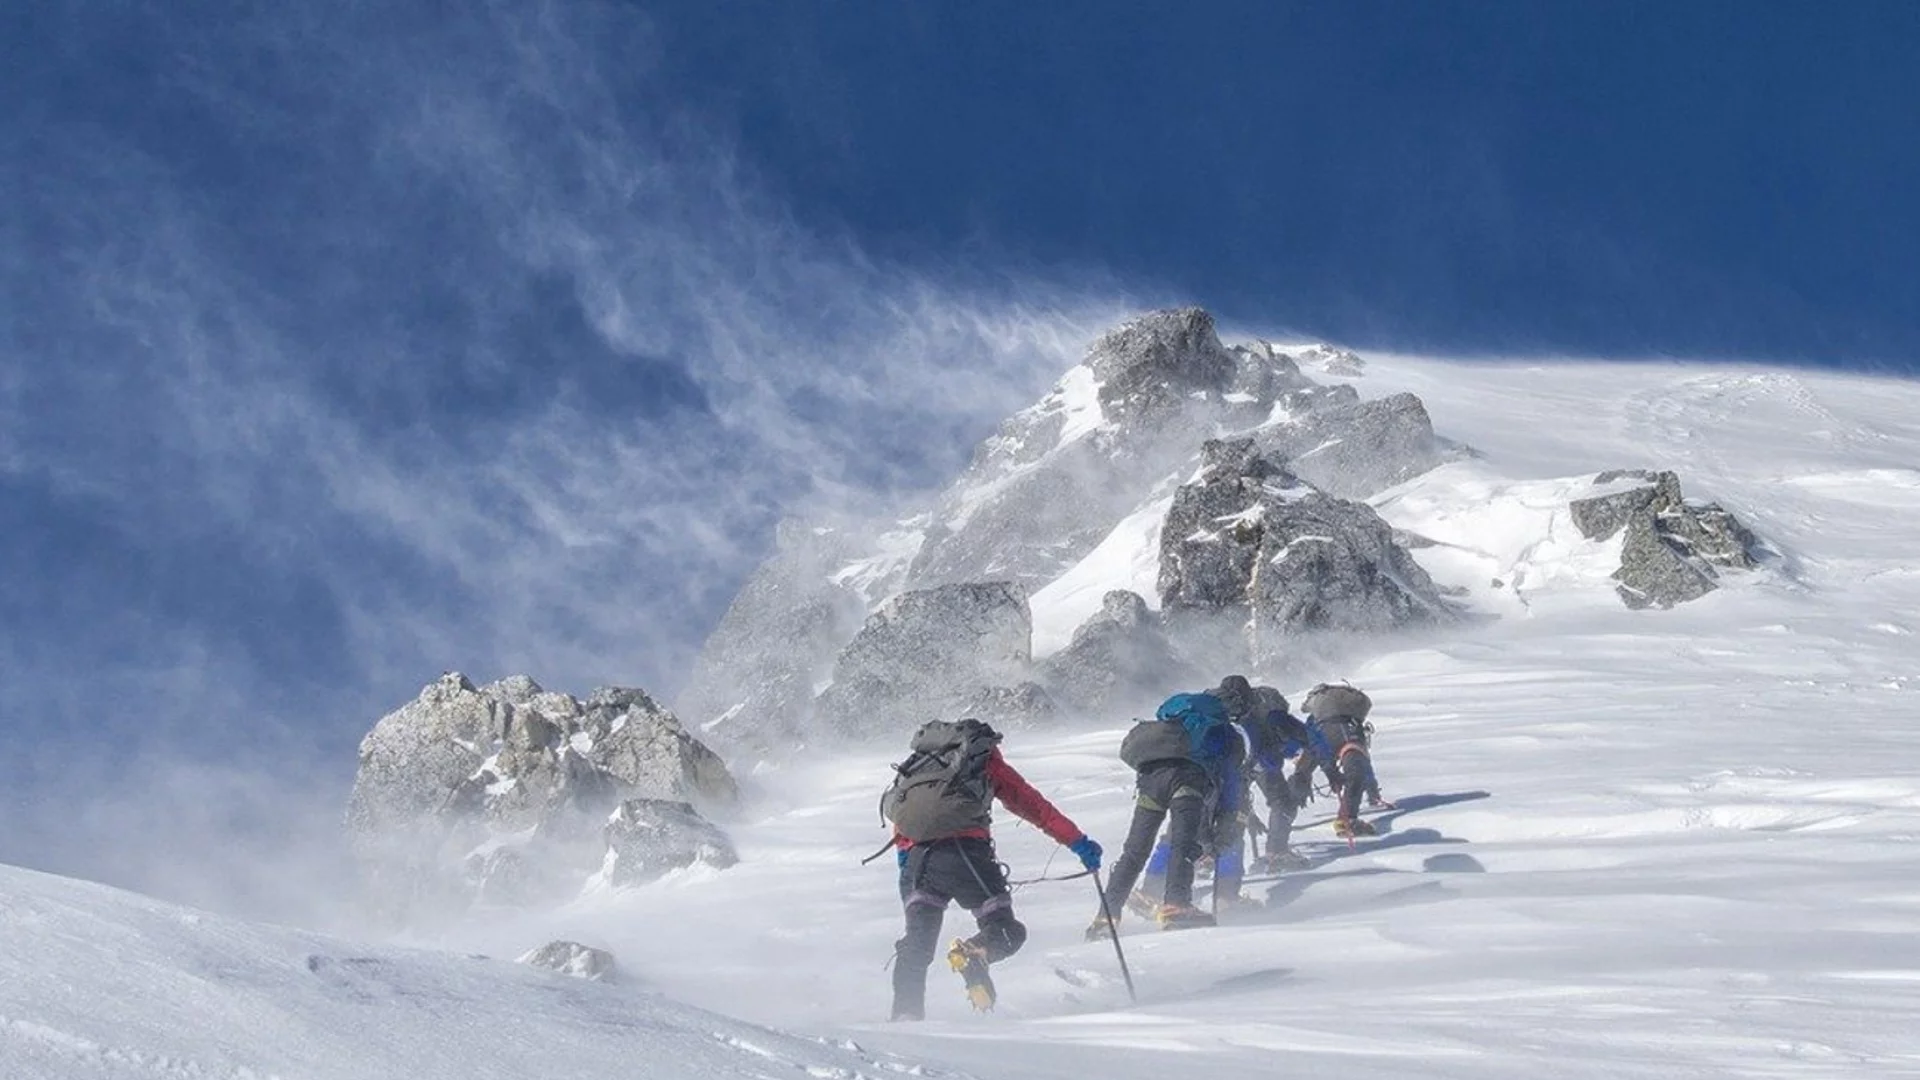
[673,521,869,755]
[1159,439,1455,664]
[518,940,619,982]
[814,582,1036,738]
[1569,470,1759,608]
[1255,391,1447,498]
[674,309,1473,757]
[903,308,1317,592]
[1036,590,1184,717]
[1297,344,1367,377]
[950,681,1060,730]
[1088,306,1240,422]
[603,799,740,888]
[347,673,737,922]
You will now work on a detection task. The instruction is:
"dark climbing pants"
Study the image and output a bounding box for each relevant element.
[1255,762,1304,849]
[891,836,1026,1019]
[1299,746,1375,821]
[1101,760,1213,912]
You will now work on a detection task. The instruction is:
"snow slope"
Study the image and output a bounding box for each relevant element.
[12,352,1920,1078]
[0,861,946,1079]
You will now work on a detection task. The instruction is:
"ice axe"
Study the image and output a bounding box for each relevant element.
[1089,870,1138,1004]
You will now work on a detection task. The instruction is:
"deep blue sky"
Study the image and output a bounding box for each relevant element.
[642,2,1920,363]
[2,1,1917,911]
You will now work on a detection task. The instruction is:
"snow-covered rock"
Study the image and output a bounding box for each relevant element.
[672,520,868,754]
[902,307,1312,592]
[814,581,1036,738]
[1086,305,1240,422]
[1254,390,1451,498]
[1036,589,1183,718]
[1569,469,1761,608]
[951,680,1061,730]
[518,940,620,982]
[1159,438,1456,664]
[603,799,739,887]
[346,673,736,921]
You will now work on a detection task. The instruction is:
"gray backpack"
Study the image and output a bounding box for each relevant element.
[1302,683,1371,721]
[1118,718,1191,770]
[881,719,1002,842]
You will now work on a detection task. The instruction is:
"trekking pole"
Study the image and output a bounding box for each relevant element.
[1090,870,1138,1004]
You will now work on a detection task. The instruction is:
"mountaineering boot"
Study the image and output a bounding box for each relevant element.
[1264,846,1313,871]
[1333,817,1378,839]
[1084,913,1118,942]
[1214,891,1263,914]
[1125,889,1162,920]
[1155,903,1218,931]
[1366,795,1397,810]
[947,938,996,1011]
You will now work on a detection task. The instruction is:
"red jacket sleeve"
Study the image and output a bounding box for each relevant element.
[985,749,1084,846]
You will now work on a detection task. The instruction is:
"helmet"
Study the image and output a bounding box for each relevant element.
[1214,675,1255,719]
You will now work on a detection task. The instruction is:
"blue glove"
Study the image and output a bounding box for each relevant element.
[1069,836,1103,871]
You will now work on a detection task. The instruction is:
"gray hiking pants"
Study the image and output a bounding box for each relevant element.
[891,836,1025,1019]
[1254,762,1305,850]
[1102,760,1212,911]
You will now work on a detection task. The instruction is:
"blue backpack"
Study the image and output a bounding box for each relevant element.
[1154,693,1234,764]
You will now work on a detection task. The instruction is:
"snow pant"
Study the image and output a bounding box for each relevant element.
[1141,797,1249,901]
[1201,797,1250,901]
[1295,746,1376,821]
[1254,761,1305,851]
[891,836,1025,1020]
[1101,760,1213,912]
[1319,745,1374,820]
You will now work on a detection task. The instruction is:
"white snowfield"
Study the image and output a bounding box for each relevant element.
[9,352,1920,1078]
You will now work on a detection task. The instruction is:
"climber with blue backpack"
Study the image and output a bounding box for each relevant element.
[1085,691,1243,938]
[1124,675,1310,914]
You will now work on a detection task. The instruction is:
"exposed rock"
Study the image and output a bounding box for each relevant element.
[906,438,1137,589]
[1256,391,1447,498]
[518,940,619,982]
[903,309,1315,592]
[950,681,1061,730]
[1036,590,1184,717]
[1569,470,1761,608]
[1615,511,1719,609]
[1294,344,1367,377]
[1569,470,1684,541]
[345,672,502,839]
[814,582,1034,739]
[1159,439,1300,611]
[347,674,738,923]
[1248,495,1455,637]
[1088,306,1240,422]
[583,687,738,806]
[603,799,739,888]
[1225,341,1307,425]
[1159,439,1455,664]
[674,520,869,756]
[1275,383,1361,417]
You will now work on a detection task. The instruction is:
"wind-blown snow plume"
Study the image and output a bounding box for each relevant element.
[0,1,1134,913]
